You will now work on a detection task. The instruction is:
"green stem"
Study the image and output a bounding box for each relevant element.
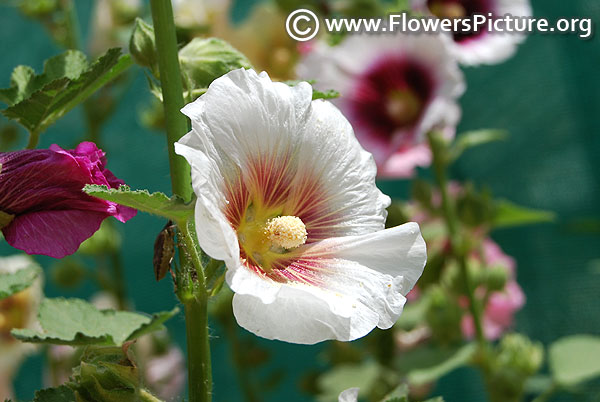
[149,0,192,202]
[26,131,40,149]
[427,131,486,347]
[183,293,212,402]
[149,2,210,400]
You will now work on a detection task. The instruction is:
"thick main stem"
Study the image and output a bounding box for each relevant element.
[149,0,192,202]
[149,2,210,401]
[184,294,212,402]
[427,132,486,346]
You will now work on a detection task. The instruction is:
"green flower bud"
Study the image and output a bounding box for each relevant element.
[129,18,158,72]
[178,38,252,95]
[485,334,544,402]
[425,286,463,345]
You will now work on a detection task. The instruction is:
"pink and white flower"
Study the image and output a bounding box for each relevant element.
[297,33,464,178]
[175,69,427,344]
[411,0,532,66]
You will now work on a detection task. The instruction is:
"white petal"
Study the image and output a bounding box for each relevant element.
[231,223,426,344]
[339,388,360,402]
[292,99,390,236]
[174,142,240,268]
[307,223,426,293]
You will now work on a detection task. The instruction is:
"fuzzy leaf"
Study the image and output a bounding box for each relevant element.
[11,298,178,346]
[0,265,40,300]
[493,199,555,228]
[1,48,132,135]
[84,184,193,221]
[31,386,76,402]
[549,335,600,386]
[0,50,88,106]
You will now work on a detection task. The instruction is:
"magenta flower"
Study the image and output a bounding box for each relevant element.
[0,142,136,258]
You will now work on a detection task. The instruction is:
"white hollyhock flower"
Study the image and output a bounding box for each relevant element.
[297,33,464,178]
[411,0,532,66]
[175,69,426,344]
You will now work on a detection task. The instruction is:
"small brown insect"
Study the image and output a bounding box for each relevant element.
[153,220,176,282]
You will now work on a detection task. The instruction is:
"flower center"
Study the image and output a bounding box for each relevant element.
[237,206,307,273]
[264,216,307,250]
[385,89,423,127]
[429,1,467,19]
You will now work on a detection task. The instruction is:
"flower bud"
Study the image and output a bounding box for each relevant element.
[129,18,158,73]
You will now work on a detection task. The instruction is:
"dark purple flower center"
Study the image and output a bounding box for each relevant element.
[427,0,494,42]
[346,55,435,147]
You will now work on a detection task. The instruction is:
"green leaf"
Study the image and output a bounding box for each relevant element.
[70,346,141,401]
[493,199,555,228]
[179,38,252,92]
[549,335,600,386]
[0,265,41,300]
[84,184,193,221]
[11,298,179,346]
[32,385,76,402]
[0,50,88,106]
[1,48,132,136]
[450,129,508,161]
[403,343,476,386]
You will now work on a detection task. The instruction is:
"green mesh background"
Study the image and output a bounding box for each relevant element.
[1,0,598,401]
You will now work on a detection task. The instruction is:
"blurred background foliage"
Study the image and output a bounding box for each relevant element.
[0,0,599,401]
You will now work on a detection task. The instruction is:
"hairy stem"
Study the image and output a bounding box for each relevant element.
[149,0,192,202]
[183,293,212,402]
[149,2,210,400]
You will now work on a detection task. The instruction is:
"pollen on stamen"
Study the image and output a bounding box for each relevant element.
[264,216,308,250]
